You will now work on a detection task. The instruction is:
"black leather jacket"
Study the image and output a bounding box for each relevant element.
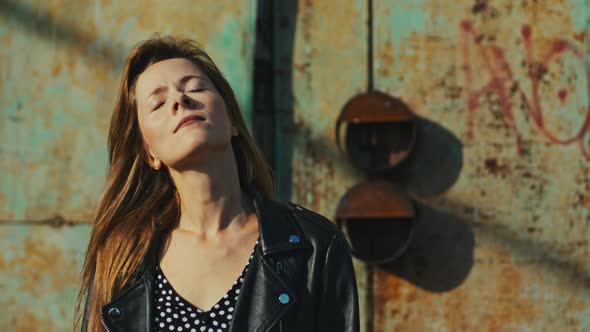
[82,189,360,332]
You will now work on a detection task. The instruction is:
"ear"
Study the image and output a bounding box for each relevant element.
[231,125,239,137]
[147,146,162,170]
[152,158,162,170]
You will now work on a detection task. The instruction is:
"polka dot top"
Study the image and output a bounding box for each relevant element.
[153,238,259,332]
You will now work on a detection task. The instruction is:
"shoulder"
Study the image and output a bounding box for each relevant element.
[283,201,345,246]
[254,190,347,251]
[283,201,355,279]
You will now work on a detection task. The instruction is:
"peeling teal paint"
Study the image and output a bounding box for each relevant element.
[208,6,256,128]
[566,0,588,31]
[383,1,431,58]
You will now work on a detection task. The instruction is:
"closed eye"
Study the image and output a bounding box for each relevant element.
[188,88,206,93]
[153,101,165,111]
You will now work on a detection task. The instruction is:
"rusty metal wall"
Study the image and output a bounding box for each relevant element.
[273,0,373,329]
[2,0,589,331]
[0,0,256,330]
[282,0,589,331]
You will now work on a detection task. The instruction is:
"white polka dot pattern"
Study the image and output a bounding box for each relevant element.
[153,239,259,332]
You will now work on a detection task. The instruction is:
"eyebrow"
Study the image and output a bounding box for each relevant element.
[145,75,205,100]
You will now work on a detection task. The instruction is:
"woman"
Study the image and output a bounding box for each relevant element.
[75,35,359,332]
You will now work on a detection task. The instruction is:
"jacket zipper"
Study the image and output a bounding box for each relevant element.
[276,261,284,332]
[100,312,111,332]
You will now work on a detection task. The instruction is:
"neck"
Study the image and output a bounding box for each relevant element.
[167,147,252,242]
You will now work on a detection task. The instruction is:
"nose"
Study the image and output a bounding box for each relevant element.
[172,93,193,112]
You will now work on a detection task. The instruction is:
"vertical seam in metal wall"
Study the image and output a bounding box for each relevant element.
[252,0,276,174]
[367,0,374,92]
[366,2,375,331]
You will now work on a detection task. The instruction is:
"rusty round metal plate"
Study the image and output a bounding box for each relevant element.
[335,91,417,172]
[335,180,415,264]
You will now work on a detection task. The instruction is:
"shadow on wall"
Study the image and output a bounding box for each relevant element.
[380,202,475,292]
[375,116,474,292]
[382,116,464,197]
[272,0,298,202]
[253,0,298,202]
[0,0,125,71]
[377,116,590,295]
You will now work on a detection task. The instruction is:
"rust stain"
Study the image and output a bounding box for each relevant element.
[302,0,313,43]
[1,33,12,46]
[1,227,86,330]
[557,89,568,103]
[479,265,536,331]
[376,273,403,300]
[472,0,488,15]
[2,232,81,295]
[378,39,393,77]
[8,303,49,331]
[373,273,408,332]
[470,0,501,21]
[443,289,469,331]
[51,62,62,76]
[296,0,315,89]
[499,265,523,295]
[23,236,78,293]
[484,158,510,177]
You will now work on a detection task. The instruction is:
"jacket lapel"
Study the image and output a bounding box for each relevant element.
[228,189,311,332]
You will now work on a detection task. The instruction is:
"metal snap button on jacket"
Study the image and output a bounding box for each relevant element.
[289,234,301,243]
[108,307,121,319]
[278,293,290,304]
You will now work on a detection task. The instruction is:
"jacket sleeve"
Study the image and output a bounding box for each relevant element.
[316,230,361,332]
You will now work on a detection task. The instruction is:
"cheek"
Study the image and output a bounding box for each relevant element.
[211,97,231,129]
[138,114,169,150]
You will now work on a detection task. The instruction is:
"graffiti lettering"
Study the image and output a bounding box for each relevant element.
[460,20,590,159]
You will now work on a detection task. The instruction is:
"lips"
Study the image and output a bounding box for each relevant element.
[174,114,206,133]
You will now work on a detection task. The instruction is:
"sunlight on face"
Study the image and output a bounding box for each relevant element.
[135,58,233,170]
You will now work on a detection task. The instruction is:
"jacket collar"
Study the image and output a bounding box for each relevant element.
[250,187,310,255]
[102,187,311,332]
[136,187,310,279]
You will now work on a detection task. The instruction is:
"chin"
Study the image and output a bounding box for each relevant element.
[173,139,232,163]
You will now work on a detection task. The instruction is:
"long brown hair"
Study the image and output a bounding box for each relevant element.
[74,35,275,331]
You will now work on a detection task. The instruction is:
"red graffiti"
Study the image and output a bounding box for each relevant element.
[460,20,590,159]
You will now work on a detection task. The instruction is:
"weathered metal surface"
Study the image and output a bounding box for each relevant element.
[273,0,371,330]
[276,0,589,330]
[0,225,92,331]
[0,0,256,222]
[0,0,256,329]
[3,0,589,330]
[370,0,590,331]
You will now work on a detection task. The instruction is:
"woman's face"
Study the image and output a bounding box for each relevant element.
[135,58,236,170]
